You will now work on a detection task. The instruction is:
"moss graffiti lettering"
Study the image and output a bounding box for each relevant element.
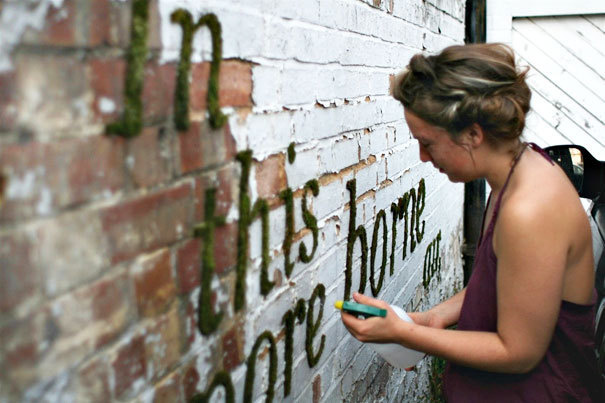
[423,231,442,288]
[193,188,226,335]
[106,0,149,137]
[112,6,445,400]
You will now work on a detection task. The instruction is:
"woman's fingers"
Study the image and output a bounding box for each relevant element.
[353,292,389,309]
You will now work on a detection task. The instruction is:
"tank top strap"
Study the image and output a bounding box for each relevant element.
[491,142,529,215]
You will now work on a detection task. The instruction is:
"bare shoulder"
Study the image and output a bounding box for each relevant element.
[495,150,590,252]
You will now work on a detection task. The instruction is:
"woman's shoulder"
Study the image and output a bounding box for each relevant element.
[498,151,587,236]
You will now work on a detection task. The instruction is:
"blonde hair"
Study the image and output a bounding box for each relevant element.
[392,43,531,143]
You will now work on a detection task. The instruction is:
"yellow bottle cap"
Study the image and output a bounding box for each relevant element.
[334,300,344,310]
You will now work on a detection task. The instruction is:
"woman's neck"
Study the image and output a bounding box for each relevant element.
[480,141,526,193]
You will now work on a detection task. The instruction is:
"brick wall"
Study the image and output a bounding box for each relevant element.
[0,0,466,401]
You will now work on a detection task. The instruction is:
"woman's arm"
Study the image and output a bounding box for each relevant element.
[408,288,466,329]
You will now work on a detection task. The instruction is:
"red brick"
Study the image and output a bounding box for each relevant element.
[179,122,236,176]
[133,249,177,317]
[313,375,322,403]
[144,307,182,380]
[178,122,203,174]
[70,356,111,402]
[41,0,77,46]
[0,309,47,371]
[101,183,193,264]
[89,0,112,46]
[126,126,172,189]
[175,239,201,294]
[111,334,147,398]
[190,60,253,110]
[214,222,237,274]
[0,72,17,131]
[0,136,126,223]
[0,230,41,312]
[181,364,200,401]
[142,61,177,122]
[153,371,182,403]
[89,58,126,123]
[14,53,89,133]
[222,327,242,371]
[255,153,287,199]
[75,271,132,349]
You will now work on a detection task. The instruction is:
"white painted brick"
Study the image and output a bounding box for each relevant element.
[285,147,321,190]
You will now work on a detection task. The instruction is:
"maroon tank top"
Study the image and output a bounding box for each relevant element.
[443,143,605,402]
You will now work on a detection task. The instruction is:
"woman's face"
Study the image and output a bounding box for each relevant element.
[404,109,474,183]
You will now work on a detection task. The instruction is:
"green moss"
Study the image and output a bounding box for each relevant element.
[281,299,306,397]
[235,150,253,311]
[408,188,417,253]
[345,179,368,300]
[306,284,326,367]
[389,202,399,276]
[106,0,149,138]
[398,192,410,260]
[415,178,426,243]
[279,188,295,278]
[190,371,235,403]
[299,179,319,263]
[369,209,387,296]
[252,198,274,296]
[171,11,227,131]
[193,188,226,335]
[423,230,442,288]
[287,142,296,164]
[244,330,277,403]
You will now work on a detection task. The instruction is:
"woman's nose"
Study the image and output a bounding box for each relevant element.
[419,145,432,163]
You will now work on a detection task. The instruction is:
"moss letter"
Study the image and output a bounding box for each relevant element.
[306,284,326,367]
[345,179,368,300]
[370,209,387,296]
[193,188,226,335]
[280,187,295,278]
[171,11,227,131]
[244,330,278,403]
[299,179,319,263]
[106,0,149,138]
[281,299,306,397]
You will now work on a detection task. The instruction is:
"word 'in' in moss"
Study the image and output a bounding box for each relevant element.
[194,188,227,335]
[423,230,442,288]
[106,0,149,138]
[243,330,278,403]
[171,10,227,131]
[190,371,235,403]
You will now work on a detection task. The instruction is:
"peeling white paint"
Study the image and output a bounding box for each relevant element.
[0,0,66,72]
[36,187,52,215]
[6,170,36,199]
[98,97,116,114]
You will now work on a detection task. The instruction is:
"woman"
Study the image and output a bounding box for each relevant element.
[341,43,605,401]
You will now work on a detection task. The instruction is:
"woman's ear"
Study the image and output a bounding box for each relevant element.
[461,123,485,148]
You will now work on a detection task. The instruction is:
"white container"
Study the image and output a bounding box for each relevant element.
[369,305,425,368]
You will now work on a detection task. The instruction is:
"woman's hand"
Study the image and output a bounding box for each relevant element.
[407,311,449,330]
[340,293,412,344]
